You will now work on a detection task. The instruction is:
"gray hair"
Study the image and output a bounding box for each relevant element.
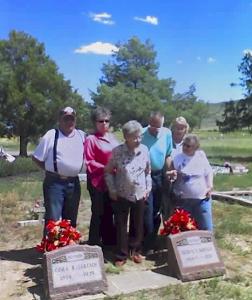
[149,111,164,126]
[91,106,111,124]
[183,134,200,149]
[122,120,142,137]
[171,116,189,132]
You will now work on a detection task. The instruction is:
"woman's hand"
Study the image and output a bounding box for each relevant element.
[206,187,213,198]
[109,191,118,201]
[143,192,149,201]
[166,170,177,182]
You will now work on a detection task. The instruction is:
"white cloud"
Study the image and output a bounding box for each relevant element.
[243,49,252,56]
[74,42,119,55]
[176,60,183,64]
[207,57,216,63]
[134,15,158,25]
[89,12,115,25]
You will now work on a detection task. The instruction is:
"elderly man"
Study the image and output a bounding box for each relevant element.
[32,107,85,234]
[141,111,173,253]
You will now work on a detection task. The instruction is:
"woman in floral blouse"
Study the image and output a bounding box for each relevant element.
[105,120,152,267]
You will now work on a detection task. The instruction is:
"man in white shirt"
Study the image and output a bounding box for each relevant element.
[32,107,85,234]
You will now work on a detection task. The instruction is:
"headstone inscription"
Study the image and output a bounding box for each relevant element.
[166,230,225,282]
[43,244,107,300]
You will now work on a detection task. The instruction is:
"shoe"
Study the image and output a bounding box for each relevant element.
[131,253,144,264]
[114,259,126,267]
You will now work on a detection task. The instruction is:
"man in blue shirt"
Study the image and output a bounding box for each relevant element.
[141,111,173,254]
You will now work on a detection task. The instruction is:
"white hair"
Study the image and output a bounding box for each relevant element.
[122,120,142,137]
[171,116,189,132]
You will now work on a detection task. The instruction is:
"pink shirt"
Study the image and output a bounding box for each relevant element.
[84,132,120,191]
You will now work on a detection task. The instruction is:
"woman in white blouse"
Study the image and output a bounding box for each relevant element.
[167,134,214,231]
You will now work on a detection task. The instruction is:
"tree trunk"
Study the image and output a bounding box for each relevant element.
[19,135,28,157]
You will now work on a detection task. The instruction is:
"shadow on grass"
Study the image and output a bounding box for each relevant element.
[0,247,45,299]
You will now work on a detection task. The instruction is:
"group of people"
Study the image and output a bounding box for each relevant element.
[32,106,213,267]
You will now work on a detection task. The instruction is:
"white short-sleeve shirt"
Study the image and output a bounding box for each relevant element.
[33,128,85,177]
[172,150,213,199]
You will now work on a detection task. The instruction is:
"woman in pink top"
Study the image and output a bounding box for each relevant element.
[84,107,119,246]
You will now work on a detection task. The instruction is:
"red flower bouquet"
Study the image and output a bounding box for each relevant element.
[160,208,198,235]
[36,219,81,252]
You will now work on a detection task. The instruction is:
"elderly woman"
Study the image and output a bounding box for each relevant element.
[167,134,214,231]
[162,116,190,222]
[84,107,119,247]
[171,116,190,159]
[105,120,152,266]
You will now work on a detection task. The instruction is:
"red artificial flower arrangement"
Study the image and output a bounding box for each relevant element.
[160,208,198,235]
[36,219,81,252]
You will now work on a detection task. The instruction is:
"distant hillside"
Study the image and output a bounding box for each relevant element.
[201,102,226,129]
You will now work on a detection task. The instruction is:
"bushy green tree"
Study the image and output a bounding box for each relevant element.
[238,52,252,96]
[92,37,207,129]
[218,52,252,132]
[0,31,90,156]
[216,101,240,132]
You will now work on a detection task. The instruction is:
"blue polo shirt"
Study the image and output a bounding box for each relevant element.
[141,126,172,171]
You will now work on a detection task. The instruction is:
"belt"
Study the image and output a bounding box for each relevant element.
[45,171,77,181]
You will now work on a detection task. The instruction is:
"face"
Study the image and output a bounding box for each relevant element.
[148,116,163,136]
[172,123,187,142]
[59,115,76,135]
[125,132,142,149]
[182,140,197,156]
[95,115,110,134]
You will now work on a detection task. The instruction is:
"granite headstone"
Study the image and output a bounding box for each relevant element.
[166,230,225,282]
[43,244,107,300]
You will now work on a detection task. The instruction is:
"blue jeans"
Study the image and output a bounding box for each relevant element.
[175,197,213,231]
[43,174,81,235]
[143,171,163,250]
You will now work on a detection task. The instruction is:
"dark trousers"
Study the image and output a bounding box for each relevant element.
[43,174,80,236]
[161,181,174,222]
[112,198,145,261]
[88,183,116,246]
[143,171,163,251]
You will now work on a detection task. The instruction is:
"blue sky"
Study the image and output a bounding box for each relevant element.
[1,0,252,103]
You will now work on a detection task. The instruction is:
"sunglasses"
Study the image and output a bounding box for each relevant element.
[97,119,110,123]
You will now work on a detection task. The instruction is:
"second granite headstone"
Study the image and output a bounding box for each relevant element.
[166,230,225,282]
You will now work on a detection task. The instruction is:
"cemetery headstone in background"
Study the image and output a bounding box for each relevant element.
[43,244,107,300]
[166,230,225,282]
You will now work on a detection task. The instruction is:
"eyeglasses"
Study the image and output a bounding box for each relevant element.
[183,143,194,148]
[97,119,110,123]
